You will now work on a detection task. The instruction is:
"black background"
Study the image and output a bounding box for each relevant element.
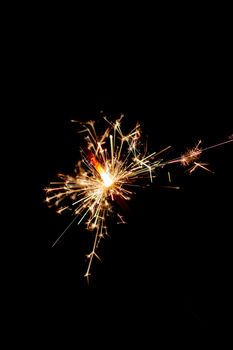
[10,6,233,339]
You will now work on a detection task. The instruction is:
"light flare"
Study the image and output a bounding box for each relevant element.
[89,154,113,188]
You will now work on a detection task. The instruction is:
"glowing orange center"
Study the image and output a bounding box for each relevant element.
[90,155,113,188]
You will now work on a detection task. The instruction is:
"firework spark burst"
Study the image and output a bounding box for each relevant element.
[45,115,168,280]
[45,116,232,281]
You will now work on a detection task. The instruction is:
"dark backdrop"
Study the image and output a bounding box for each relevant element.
[10,9,233,338]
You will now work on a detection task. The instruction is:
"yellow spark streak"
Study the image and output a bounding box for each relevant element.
[110,134,114,168]
[168,171,171,183]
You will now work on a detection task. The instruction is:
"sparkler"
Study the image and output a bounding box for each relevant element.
[45,116,232,281]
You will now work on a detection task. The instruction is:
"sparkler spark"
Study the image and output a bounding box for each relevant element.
[165,140,212,174]
[180,140,202,167]
[45,117,232,281]
[179,141,213,174]
[45,116,164,280]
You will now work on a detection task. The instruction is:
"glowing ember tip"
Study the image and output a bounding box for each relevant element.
[89,153,113,187]
[100,171,113,188]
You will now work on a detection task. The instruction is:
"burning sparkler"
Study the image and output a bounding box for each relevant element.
[45,115,168,280]
[45,116,232,281]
